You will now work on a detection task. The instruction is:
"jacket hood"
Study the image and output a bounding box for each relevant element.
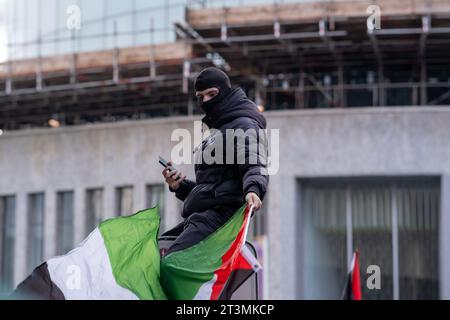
[201,87,267,129]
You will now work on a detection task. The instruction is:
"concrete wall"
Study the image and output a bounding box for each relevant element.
[1,106,450,298]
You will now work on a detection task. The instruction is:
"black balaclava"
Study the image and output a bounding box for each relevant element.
[194,67,232,112]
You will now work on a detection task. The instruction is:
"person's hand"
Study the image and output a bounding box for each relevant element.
[162,160,186,190]
[245,192,262,212]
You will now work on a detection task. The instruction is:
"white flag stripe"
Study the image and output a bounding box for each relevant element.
[47,228,138,300]
[193,274,218,300]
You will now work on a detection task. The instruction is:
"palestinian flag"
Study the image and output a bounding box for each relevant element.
[341,250,362,300]
[12,207,167,300]
[161,204,261,300]
[12,204,260,300]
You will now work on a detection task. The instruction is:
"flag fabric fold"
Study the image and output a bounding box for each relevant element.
[14,207,166,300]
[12,204,260,300]
[161,204,260,300]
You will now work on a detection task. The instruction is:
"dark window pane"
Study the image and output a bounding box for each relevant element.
[301,183,347,299]
[397,181,440,299]
[0,196,15,293]
[300,178,440,300]
[352,182,393,300]
[85,188,103,236]
[146,184,164,234]
[116,186,133,216]
[56,191,74,255]
[27,193,45,272]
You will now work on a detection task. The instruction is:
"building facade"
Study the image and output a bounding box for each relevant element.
[1,0,450,299]
[1,107,450,299]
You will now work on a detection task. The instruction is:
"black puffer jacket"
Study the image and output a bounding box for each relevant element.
[170,87,269,218]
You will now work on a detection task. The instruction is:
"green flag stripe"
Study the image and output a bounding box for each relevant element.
[99,206,167,300]
[160,204,247,300]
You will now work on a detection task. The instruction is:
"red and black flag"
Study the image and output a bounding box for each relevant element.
[342,250,362,300]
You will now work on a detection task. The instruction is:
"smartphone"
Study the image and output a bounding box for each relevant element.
[159,156,182,181]
[159,156,175,171]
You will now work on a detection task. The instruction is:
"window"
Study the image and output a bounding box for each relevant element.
[85,188,103,236]
[300,178,440,300]
[0,196,15,293]
[116,186,133,216]
[27,193,45,271]
[56,191,74,255]
[146,184,165,233]
[397,182,440,299]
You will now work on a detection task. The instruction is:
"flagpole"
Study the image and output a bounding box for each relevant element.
[242,204,255,243]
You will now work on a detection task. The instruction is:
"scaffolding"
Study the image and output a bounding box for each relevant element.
[1,0,450,130]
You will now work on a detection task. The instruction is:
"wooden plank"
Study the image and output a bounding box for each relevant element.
[118,42,191,65]
[187,0,450,28]
[0,42,191,79]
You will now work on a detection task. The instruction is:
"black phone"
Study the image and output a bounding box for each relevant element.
[159,156,183,181]
[159,156,175,171]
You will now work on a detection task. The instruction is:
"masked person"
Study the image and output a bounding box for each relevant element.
[161,67,269,255]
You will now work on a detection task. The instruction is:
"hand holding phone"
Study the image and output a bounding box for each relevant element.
[160,157,186,190]
[159,156,175,171]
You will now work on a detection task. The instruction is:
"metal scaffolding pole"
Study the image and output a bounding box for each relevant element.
[297,67,305,108]
[113,21,120,84]
[320,18,343,107]
[419,15,430,105]
[132,0,137,46]
[102,0,107,50]
[70,30,78,85]
[368,28,384,106]
[149,18,156,79]
[6,43,13,95]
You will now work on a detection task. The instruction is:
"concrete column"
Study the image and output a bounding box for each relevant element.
[133,182,146,213]
[44,189,56,261]
[103,185,116,219]
[74,187,86,244]
[440,175,450,299]
[164,186,183,231]
[13,192,27,286]
[267,174,297,299]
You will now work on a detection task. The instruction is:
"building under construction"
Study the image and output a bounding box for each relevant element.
[1,0,450,129]
[1,0,450,300]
